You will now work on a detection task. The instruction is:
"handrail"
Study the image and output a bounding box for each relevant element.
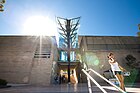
[82,69,107,93]
[88,68,126,93]
[87,75,92,93]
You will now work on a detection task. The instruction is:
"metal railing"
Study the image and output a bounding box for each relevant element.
[82,68,126,93]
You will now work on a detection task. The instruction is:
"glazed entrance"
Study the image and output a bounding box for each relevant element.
[57,62,81,84]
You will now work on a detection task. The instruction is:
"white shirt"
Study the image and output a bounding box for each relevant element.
[109,59,121,72]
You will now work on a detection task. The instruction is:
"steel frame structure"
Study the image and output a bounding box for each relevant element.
[57,17,80,83]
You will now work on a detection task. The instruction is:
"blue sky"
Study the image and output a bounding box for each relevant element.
[0,0,140,36]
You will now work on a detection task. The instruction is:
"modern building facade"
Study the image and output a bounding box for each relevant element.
[79,36,140,83]
[0,36,58,85]
[0,35,140,85]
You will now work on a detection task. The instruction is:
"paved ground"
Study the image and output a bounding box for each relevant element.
[0,83,140,93]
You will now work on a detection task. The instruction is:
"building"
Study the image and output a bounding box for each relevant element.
[0,36,57,85]
[0,35,140,85]
[79,36,140,83]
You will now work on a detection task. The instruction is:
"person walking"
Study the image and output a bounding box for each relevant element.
[107,52,126,91]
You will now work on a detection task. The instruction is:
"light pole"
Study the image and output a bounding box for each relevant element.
[57,17,80,83]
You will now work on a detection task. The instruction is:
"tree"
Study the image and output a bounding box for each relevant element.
[125,55,140,83]
[0,0,5,12]
[138,24,140,37]
[125,54,139,69]
[137,32,140,37]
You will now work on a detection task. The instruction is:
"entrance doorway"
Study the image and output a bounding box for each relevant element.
[60,69,78,84]
[57,62,81,84]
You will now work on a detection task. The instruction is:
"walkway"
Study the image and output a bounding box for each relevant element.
[0,83,140,93]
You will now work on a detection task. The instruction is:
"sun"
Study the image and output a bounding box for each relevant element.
[23,16,57,36]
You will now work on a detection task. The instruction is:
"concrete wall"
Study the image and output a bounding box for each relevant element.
[29,36,58,85]
[0,36,57,85]
[79,36,140,83]
[0,35,139,85]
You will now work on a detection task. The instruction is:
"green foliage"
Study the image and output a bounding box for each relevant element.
[137,32,140,37]
[124,68,138,84]
[125,55,137,68]
[125,55,136,63]
[125,54,140,85]
[138,24,140,30]
[0,79,7,86]
[137,24,140,36]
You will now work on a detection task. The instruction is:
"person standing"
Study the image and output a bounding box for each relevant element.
[54,73,59,84]
[107,52,126,91]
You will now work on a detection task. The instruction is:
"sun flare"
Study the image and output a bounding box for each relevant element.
[23,16,57,36]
